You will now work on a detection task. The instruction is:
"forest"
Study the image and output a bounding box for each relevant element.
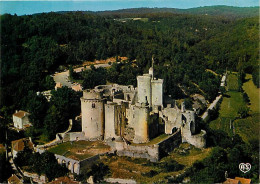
[0,6,259,183]
[1,9,258,110]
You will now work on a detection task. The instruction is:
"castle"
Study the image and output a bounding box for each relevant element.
[40,62,207,175]
[80,63,206,148]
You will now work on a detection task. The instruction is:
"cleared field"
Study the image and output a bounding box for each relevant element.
[101,143,211,183]
[227,73,239,91]
[234,113,259,142]
[242,74,259,113]
[48,141,111,160]
[210,74,259,142]
[234,74,259,142]
[210,91,245,135]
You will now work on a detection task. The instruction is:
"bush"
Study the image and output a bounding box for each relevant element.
[208,108,219,121]
[242,92,250,104]
[142,170,158,177]
[160,160,184,172]
[237,106,249,118]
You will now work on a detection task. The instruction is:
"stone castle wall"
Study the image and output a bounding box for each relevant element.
[114,129,181,162]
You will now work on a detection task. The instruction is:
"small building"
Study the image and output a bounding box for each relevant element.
[72,84,82,92]
[8,174,23,184]
[13,110,31,129]
[11,138,33,158]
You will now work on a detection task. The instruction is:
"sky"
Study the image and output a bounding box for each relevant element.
[0,0,259,15]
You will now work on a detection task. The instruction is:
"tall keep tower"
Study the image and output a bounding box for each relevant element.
[137,58,163,107]
[137,74,152,106]
[81,89,105,140]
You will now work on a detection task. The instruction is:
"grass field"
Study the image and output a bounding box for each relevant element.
[48,141,110,160]
[234,74,259,142]
[101,143,211,183]
[210,91,245,136]
[242,74,259,113]
[227,73,239,91]
[210,74,259,142]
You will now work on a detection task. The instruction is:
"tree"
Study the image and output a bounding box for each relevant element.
[82,67,107,89]
[26,91,48,128]
[237,106,249,118]
[89,163,110,182]
[0,151,12,182]
[43,87,81,140]
[242,92,250,104]
[43,75,55,90]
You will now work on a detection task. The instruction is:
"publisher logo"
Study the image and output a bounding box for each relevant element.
[239,163,251,173]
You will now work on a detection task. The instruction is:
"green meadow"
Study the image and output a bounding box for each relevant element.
[210,74,259,142]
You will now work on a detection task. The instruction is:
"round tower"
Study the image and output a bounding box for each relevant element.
[81,89,104,140]
[133,104,150,144]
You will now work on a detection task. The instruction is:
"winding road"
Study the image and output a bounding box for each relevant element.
[53,64,110,88]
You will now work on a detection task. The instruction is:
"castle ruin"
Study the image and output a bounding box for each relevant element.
[80,63,206,149]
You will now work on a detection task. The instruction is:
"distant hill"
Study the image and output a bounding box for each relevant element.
[96,6,259,19]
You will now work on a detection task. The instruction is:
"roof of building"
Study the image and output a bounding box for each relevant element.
[55,82,62,88]
[224,177,251,184]
[48,176,79,184]
[11,138,33,152]
[72,84,82,91]
[13,110,28,118]
[235,177,251,184]
[8,174,22,184]
[223,178,240,184]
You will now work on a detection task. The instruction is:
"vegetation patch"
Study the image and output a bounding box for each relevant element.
[100,143,210,183]
[130,134,170,146]
[48,141,111,160]
[227,73,239,91]
[210,91,245,135]
[210,74,259,143]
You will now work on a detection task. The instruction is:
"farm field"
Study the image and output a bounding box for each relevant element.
[234,74,259,142]
[210,74,259,142]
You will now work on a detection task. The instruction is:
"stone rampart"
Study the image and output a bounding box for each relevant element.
[157,129,182,158]
[182,129,206,148]
[116,129,181,162]
[23,171,47,184]
[54,154,80,174]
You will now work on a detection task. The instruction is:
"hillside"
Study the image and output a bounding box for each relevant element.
[97,6,259,18]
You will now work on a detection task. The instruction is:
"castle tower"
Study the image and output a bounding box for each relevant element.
[151,78,163,107]
[81,90,105,140]
[133,104,150,143]
[137,74,152,106]
[105,103,119,140]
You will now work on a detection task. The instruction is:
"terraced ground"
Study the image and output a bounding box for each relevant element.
[48,141,111,160]
[100,143,211,183]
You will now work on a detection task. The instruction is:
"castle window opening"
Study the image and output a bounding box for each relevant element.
[92,103,95,108]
